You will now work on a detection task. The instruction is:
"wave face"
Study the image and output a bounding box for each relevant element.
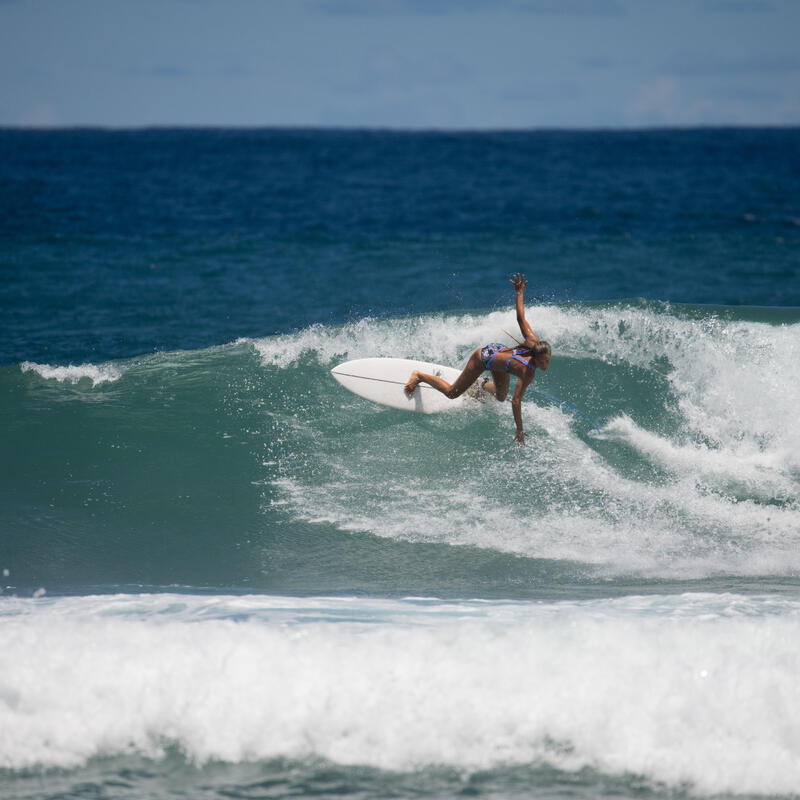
[3,301,799,595]
[1,592,799,797]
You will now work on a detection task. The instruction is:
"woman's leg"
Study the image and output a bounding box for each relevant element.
[404,350,485,399]
[491,370,511,401]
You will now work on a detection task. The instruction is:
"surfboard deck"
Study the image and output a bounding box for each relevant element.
[331,357,478,414]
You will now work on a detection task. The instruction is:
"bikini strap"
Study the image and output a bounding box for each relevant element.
[510,353,536,371]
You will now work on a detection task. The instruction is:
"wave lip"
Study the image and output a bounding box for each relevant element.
[1,592,799,796]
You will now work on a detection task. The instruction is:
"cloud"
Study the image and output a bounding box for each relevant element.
[309,0,623,16]
[713,85,782,102]
[513,0,623,15]
[627,77,681,123]
[500,82,584,103]
[704,0,774,11]
[16,102,59,127]
[580,56,624,70]
[150,66,190,78]
[309,0,493,15]
[665,53,800,75]
[624,71,800,126]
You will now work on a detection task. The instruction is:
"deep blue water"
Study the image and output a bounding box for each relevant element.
[2,128,798,365]
[1,128,799,800]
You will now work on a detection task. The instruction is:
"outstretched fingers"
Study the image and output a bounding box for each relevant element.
[510,273,528,292]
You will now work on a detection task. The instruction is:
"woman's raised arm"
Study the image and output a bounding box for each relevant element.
[510,273,539,347]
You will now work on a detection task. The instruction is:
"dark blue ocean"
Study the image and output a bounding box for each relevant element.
[1,128,799,799]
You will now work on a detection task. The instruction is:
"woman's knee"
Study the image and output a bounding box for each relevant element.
[492,372,510,401]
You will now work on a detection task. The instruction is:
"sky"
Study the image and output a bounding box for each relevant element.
[1,0,799,129]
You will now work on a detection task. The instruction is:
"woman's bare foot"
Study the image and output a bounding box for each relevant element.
[404,371,421,397]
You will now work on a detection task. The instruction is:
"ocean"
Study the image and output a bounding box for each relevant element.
[1,128,799,799]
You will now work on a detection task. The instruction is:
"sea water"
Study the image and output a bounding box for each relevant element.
[1,129,799,799]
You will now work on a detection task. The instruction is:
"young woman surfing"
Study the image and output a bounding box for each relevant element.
[404,273,551,444]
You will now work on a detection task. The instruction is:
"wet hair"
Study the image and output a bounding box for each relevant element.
[529,341,551,359]
[517,341,550,362]
[502,329,551,360]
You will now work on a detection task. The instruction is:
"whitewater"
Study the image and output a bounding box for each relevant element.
[2,592,800,797]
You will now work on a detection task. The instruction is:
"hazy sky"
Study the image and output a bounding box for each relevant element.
[2,0,799,128]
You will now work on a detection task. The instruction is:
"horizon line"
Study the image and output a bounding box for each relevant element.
[3,122,799,134]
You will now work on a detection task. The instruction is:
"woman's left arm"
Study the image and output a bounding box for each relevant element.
[510,371,535,445]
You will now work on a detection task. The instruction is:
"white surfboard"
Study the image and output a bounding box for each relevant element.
[331,357,472,414]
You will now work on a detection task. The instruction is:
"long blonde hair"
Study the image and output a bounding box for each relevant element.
[502,329,551,359]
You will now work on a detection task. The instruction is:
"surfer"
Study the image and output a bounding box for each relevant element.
[404,273,551,444]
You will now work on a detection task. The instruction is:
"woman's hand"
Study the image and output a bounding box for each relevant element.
[511,273,527,294]
[514,430,526,445]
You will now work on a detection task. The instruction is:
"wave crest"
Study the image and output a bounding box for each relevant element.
[21,361,123,386]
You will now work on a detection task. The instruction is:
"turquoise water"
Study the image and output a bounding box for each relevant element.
[5,301,800,596]
[2,129,799,798]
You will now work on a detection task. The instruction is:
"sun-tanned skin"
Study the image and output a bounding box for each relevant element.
[404,274,551,444]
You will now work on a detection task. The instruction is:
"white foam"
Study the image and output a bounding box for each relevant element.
[21,361,123,386]
[549,304,800,472]
[271,405,800,578]
[604,413,796,500]
[247,309,548,370]
[1,592,799,796]
[256,304,800,578]
[248,302,800,461]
